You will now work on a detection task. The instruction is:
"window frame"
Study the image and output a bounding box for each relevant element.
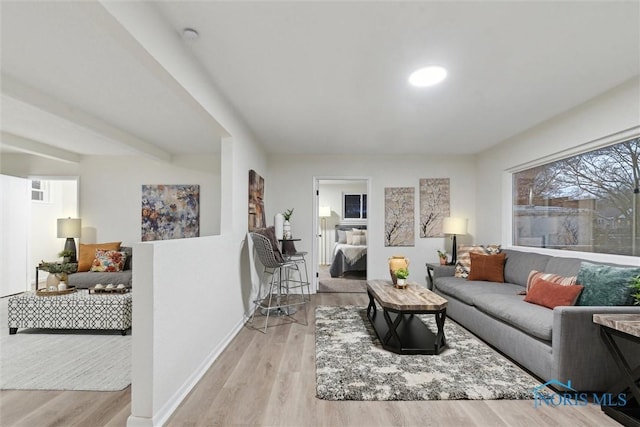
[342,192,367,222]
[31,179,50,203]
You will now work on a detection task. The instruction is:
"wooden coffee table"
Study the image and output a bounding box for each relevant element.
[366,279,448,355]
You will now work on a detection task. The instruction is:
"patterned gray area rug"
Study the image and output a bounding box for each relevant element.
[316,306,546,400]
[1,332,131,391]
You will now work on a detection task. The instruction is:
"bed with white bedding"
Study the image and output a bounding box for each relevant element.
[329,225,367,278]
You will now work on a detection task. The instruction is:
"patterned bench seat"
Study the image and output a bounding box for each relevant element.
[8,290,132,335]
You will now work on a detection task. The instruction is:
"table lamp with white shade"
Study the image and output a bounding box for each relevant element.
[319,206,331,265]
[57,217,82,263]
[442,217,467,265]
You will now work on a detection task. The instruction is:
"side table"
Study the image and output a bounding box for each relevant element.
[593,313,640,427]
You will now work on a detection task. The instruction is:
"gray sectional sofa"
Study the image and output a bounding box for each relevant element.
[431,248,640,392]
[67,246,133,289]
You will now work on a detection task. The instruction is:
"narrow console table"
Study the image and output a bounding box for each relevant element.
[593,313,640,427]
[366,279,448,355]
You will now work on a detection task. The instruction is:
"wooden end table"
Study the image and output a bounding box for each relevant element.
[366,279,448,355]
[593,313,640,427]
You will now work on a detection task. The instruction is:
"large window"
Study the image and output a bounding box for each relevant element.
[513,137,639,256]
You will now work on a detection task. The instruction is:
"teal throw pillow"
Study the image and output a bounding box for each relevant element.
[576,262,640,306]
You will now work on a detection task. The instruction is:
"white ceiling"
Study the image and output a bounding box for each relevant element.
[1,1,639,161]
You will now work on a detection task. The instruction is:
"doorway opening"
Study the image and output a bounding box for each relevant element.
[314,178,370,293]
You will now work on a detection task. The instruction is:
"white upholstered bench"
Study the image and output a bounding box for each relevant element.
[8,290,132,335]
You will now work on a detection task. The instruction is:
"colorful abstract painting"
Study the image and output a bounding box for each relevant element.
[248,169,266,231]
[141,185,200,241]
[384,187,415,246]
[419,178,450,238]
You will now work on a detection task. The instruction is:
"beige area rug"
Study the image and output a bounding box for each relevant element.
[1,331,131,391]
[317,265,366,293]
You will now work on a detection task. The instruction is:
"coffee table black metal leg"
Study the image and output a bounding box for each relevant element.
[434,310,447,350]
[367,291,377,320]
[382,309,403,345]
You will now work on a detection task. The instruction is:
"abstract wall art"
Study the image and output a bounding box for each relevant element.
[384,187,415,246]
[248,169,266,231]
[419,178,450,238]
[141,185,200,241]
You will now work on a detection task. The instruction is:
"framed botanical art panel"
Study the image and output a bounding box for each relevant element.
[419,178,450,238]
[384,187,415,246]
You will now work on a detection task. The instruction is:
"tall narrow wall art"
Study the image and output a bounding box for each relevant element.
[141,185,200,241]
[248,169,266,231]
[419,178,450,238]
[384,187,415,247]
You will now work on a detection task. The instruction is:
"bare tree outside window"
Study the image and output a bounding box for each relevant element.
[513,137,639,256]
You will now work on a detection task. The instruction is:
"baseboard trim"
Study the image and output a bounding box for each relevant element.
[127,315,247,427]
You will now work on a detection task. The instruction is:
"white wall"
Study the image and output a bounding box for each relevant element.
[2,153,221,245]
[475,76,640,264]
[1,174,29,296]
[267,154,477,286]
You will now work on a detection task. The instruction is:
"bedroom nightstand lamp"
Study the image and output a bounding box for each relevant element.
[57,217,81,263]
[442,217,467,265]
[319,206,331,265]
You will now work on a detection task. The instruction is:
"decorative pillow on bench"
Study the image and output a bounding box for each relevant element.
[78,242,122,272]
[90,249,127,272]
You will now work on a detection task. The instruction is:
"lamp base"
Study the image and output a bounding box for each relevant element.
[450,234,458,265]
[64,238,77,263]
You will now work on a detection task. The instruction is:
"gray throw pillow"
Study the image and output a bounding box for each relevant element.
[576,262,640,306]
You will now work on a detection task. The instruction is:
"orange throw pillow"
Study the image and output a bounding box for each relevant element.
[467,252,506,282]
[77,242,121,272]
[524,277,584,309]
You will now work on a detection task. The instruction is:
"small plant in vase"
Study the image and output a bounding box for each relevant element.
[630,275,640,305]
[58,249,75,263]
[395,268,409,288]
[437,249,448,265]
[282,208,294,239]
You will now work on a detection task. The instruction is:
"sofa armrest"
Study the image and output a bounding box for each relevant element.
[552,305,640,391]
[432,265,456,279]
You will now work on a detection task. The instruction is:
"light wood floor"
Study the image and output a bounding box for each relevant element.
[1,293,621,426]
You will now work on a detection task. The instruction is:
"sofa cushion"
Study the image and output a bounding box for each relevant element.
[524,278,584,309]
[542,256,583,277]
[90,249,126,272]
[472,293,554,341]
[502,249,551,287]
[467,252,506,282]
[576,262,640,306]
[454,245,501,278]
[435,277,522,306]
[78,242,122,272]
[525,270,577,294]
[67,271,132,289]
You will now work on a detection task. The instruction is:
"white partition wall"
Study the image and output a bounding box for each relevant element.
[1,174,30,296]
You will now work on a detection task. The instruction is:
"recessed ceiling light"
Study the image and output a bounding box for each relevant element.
[408,66,447,87]
[182,28,199,41]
